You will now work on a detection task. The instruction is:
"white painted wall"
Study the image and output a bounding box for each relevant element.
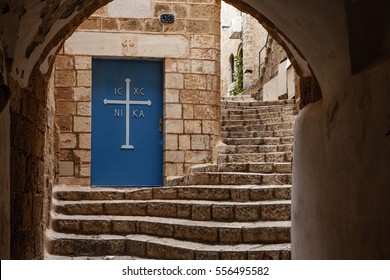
[287,65,295,99]
[263,76,278,101]
[277,59,288,96]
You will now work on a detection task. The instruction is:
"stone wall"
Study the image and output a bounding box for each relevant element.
[9,75,48,259]
[260,37,288,86]
[242,13,267,89]
[54,0,221,185]
[0,103,10,259]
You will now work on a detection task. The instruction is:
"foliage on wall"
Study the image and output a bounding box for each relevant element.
[229,55,244,96]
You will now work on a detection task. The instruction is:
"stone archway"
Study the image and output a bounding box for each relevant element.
[1,0,389,259]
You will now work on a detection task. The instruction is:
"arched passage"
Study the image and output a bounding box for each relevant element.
[1,0,389,259]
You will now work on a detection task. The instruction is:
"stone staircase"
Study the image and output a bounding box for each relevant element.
[45,96,296,260]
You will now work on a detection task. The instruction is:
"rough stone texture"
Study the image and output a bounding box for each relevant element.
[3,0,389,262]
[52,0,221,184]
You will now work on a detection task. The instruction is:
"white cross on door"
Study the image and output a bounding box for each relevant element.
[103,78,152,150]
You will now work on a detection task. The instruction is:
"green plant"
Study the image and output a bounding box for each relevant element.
[229,55,244,96]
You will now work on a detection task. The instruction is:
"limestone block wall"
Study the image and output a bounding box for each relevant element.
[242,13,267,89]
[260,38,288,86]
[54,0,221,185]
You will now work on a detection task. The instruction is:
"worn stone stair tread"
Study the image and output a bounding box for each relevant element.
[44,252,150,260]
[223,136,294,145]
[54,198,291,206]
[52,212,291,228]
[222,110,296,118]
[222,115,295,122]
[218,144,293,151]
[45,229,291,259]
[217,162,292,173]
[219,151,292,156]
[46,229,292,247]
[54,184,291,202]
[222,110,296,117]
[222,129,293,134]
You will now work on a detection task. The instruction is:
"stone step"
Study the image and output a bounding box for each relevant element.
[51,213,291,244]
[222,106,296,115]
[218,152,293,164]
[218,144,293,154]
[223,136,293,146]
[221,99,295,107]
[222,129,294,138]
[54,184,289,202]
[53,198,291,222]
[221,116,295,125]
[45,229,291,259]
[221,101,296,109]
[222,123,293,133]
[189,164,218,173]
[176,172,292,186]
[221,94,253,99]
[222,111,296,121]
[218,163,292,174]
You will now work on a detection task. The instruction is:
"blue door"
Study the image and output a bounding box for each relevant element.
[91,58,163,187]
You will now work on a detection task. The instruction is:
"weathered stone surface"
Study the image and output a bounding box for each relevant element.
[146,203,177,218]
[112,220,136,235]
[243,226,290,243]
[231,188,250,202]
[250,188,274,200]
[73,116,91,133]
[212,205,234,221]
[274,187,291,200]
[191,204,211,220]
[125,189,153,200]
[248,250,280,260]
[81,220,111,234]
[53,219,80,233]
[55,70,76,87]
[104,240,126,255]
[235,205,260,221]
[56,55,74,69]
[196,251,220,260]
[126,239,147,257]
[177,204,191,219]
[153,188,177,200]
[221,251,247,260]
[261,203,291,221]
[138,221,173,237]
[219,228,242,244]
[174,225,218,243]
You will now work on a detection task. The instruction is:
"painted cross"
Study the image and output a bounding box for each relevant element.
[103,78,151,150]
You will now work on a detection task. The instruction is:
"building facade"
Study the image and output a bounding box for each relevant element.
[220,2,295,101]
[53,0,221,186]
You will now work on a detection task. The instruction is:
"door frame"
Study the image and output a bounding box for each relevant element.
[90,56,165,187]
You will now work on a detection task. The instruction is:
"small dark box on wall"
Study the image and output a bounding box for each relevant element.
[160,13,175,24]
